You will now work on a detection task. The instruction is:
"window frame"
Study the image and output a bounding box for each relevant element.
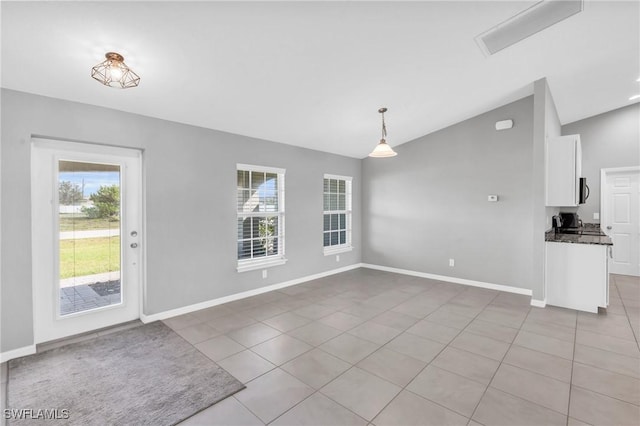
[323,174,353,256]
[236,163,287,273]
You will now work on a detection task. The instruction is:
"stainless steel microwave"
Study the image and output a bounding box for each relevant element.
[579,177,589,204]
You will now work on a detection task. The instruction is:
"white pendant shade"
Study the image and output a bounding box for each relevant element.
[368,139,397,157]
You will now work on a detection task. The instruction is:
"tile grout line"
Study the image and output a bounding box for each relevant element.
[363,291,477,423]
[264,377,368,425]
[336,288,536,423]
[363,288,514,424]
[181,273,608,425]
[215,301,319,424]
[188,271,638,425]
[229,392,267,425]
[614,276,640,350]
[566,303,579,426]
[465,292,530,423]
[273,287,445,422]
[463,303,590,422]
[221,275,640,422]
[214,280,440,425]
[263,283,471,423]
[216,291,359,425]
[251,281,442,424]
[569,383,640,408]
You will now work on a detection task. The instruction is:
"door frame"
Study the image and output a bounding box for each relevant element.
[600,165,640,275]
[30,136,146,344]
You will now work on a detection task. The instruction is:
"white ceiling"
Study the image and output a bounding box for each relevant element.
[2,1,638,158]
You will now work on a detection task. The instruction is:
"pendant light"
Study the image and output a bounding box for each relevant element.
[368,107,397,158]
[91,52,140,89]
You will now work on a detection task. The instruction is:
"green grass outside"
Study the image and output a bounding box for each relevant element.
[59,236,120,279]
[59,214,120,232]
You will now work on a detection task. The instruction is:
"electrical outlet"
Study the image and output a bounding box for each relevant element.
[262,269,267,279]
[449,258,455,267]
[593,212,600,220]
[336,254,340,262]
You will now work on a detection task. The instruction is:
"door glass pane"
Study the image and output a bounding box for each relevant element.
[58,161,121,316]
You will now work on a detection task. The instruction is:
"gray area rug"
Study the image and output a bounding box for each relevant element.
[7,322,245,425]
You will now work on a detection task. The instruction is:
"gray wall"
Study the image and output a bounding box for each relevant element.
[562,103,640,222]
[532,78,562,301]
[362,96,535,291]
[1,89,361,353]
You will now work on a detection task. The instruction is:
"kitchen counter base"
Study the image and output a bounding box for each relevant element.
[545,241,609,313]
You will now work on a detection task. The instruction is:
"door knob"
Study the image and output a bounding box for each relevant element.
[130,231,138,237]
[606,226,612,230]
[130,243,138,248]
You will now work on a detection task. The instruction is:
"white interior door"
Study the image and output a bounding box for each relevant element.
[602,168,640,276]
[32,138,143,343]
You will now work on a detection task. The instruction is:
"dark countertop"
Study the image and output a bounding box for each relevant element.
[546,224,613,246]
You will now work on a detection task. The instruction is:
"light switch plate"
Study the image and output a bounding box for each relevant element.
[593,212,600,220]
[488,195,498,202]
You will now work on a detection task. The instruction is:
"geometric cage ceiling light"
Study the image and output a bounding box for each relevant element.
[91,52,140,89]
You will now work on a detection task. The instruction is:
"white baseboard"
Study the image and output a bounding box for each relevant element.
[361,263,533,296]
[8,263,538,359]
[141,263,364,323]
[0,344,36,363]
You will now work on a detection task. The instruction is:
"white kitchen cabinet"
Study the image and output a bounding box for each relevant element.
[546,134,582,206]
[545,241,609,313]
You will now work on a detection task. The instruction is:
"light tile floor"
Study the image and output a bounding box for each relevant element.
[167,269,640,425]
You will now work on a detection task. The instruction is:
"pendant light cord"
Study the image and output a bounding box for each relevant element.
[381,111,387,140]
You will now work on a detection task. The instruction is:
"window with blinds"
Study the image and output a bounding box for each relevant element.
[237,164,286,272]
[323,174,353,255]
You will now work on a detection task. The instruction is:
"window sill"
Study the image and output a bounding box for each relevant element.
[323,246,353,256]
[237,257,287,273]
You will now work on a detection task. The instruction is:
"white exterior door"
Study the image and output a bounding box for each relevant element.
[32,138,143,343]
[602,168,640,276]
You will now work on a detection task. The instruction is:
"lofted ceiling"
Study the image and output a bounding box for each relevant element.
[2,1,638,158]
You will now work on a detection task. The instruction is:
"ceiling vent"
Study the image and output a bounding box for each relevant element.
[475,0,583,56]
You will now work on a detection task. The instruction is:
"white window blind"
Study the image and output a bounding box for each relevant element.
[323,174,352,255]
[237,164,286,272]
